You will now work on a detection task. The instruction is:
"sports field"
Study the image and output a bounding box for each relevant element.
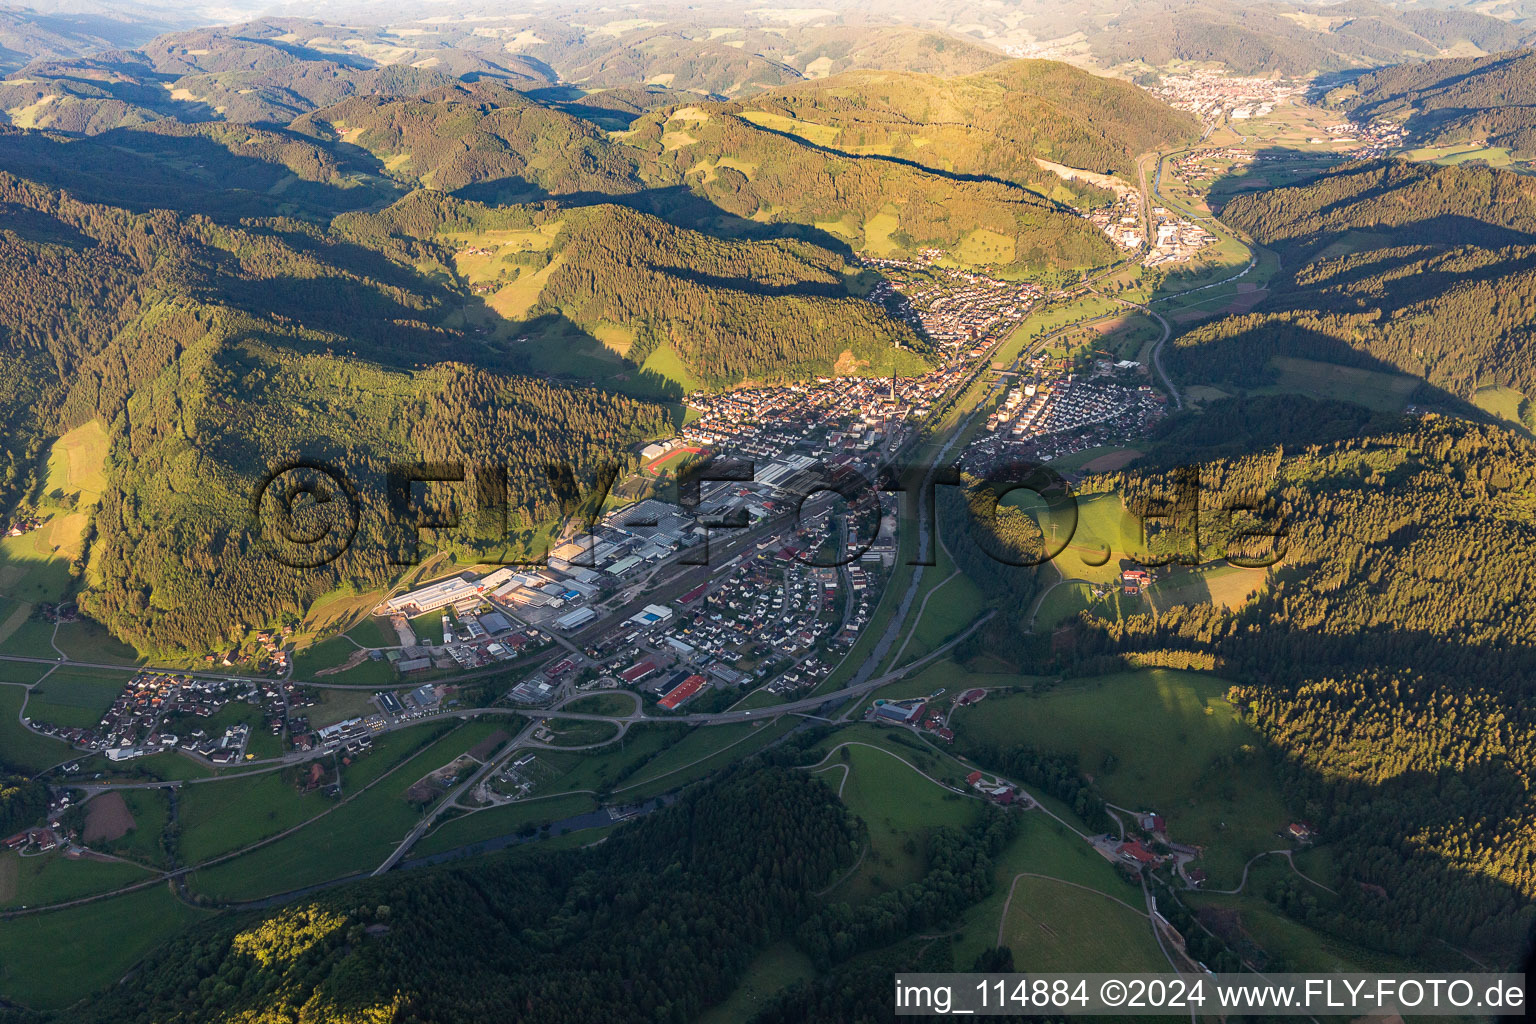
[644,445,704,477]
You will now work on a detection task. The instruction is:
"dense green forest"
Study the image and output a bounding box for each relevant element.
[1170,160,1536,403]
[1329,48,1536,158]
[0,774,48,838]
[1059,416,1536,956]
[291,82,648,199]
[631,107,1119,271]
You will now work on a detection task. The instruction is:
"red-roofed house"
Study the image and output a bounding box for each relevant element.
[1118,840,1157,865]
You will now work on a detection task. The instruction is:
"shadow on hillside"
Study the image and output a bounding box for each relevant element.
[1196,144,1368,222]
[452,300,689,408]
[243,36,376,69]
[0,126,399,220]
[739,118,1079,207]
[1152,149,1513,423]
[453,180,861,256]
[1054,600,1536,960]
[1163,317,1482,417]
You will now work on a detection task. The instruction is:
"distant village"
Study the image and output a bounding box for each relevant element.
[1149,72,1300,128]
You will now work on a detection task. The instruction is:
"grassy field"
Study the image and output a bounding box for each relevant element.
[1033,581,1106,630]
[177,769,333,864]
[0,422,113,663]
[1144,562,1267,614]
[1185,888,1423,973]
[1473,384,1530,431]
[638,342,701,395]
[896,551,988,665]
[952,670,1291,887]
[291,636,396,686]
[816,741,980,904]
[308,685,383,728]
[616,718,796,799]
[535,724,687,795]
[0,849,151,909]
[411,792,599,858]
[999,875,1169,972]
[544,718,621,746]
[345,616,400,649]
[948,808,1146,968]
[21,666,132,729]
[0,685,75,771]
[1262,356,1418,413]
[1006,490,1147,585]
[93,787,172,867]
[50,617,141,666]
[698,941,815,1024]
[0,884,210,1010]
[1402,142,1515,168]
[186,721,507,899]
[561,693,634,716]
[0,600,59,660]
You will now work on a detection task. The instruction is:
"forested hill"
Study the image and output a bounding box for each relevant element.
[336,193,930,389]
[533,205,929,386]
[1328,48,1536,159]
[0,14,1008,135]
[290,82,648,199]
[500,20,1008,95]
[1217,160,1536,254]
[1170,160,1536,412]
[48,768,864,1024]
[1082,0,1531,76]
[733,59,1201,184]
[629,102,1120,273]
[1072,415,1536,957]
[0,18,553,134]
[0,173,673,655]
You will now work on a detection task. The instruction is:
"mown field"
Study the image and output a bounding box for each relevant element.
[998,875,1169,972]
